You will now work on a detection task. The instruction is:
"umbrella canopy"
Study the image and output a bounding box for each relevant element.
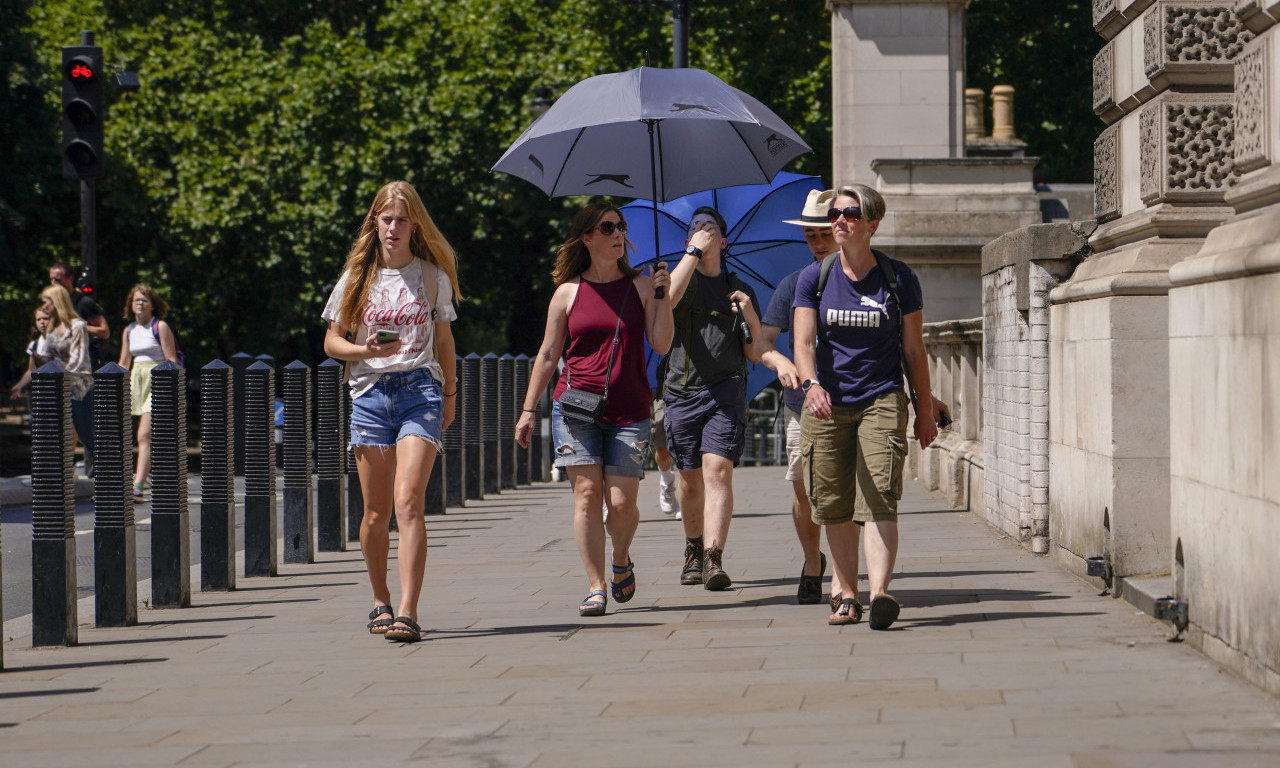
[492,67,811,203]
[621,172,824,401]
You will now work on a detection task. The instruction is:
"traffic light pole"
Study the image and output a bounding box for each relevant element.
[673,0,688,68]
[82,179,96,286]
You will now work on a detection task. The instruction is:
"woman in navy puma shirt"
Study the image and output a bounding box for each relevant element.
[793,184,950,631]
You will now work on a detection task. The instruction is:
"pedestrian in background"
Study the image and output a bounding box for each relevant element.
[8,305,53,402]
[792,184,950,629]
[50,261,109,368]
[756,188,846,607]
[515,202,672,617]
[117,284,179,503]
[322,180,460,644]
[40,285,95,472]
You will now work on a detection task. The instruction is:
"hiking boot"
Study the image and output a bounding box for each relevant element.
[703,547,732,591]
[680,539,704,585]
[658,470,680,517]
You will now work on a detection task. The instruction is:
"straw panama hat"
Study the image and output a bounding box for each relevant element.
[782,188,837,227]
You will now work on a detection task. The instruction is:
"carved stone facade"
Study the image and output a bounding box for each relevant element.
[1139,97,1238,205]
[1094,128,1120,221]
[1234,37,1270,170]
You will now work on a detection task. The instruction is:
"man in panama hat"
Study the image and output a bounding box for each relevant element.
[757,188,846,607]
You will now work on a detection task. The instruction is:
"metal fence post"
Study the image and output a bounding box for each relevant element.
[514,354,531,485]
[200,359,235,591]
[443,354,466,508]
[31,361,77,646]
[282,360,314,564]
[150,361,190,608]
[498,354,516,490]
[463,353,483,500]
[481,353,501,495]
[231,352,253,475]
[93,362,136,623]
[315,359,347,550]
[243,361,277,576]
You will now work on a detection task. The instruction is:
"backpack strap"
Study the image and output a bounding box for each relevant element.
[814,252,839,303]
[872,248,918,414]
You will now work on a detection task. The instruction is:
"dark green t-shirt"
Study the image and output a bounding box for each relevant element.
[663,269,757,397]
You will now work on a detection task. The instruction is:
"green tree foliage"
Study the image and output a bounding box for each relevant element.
[966,0,1097,182]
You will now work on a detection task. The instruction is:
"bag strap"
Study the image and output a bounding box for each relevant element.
[566,280,631,399]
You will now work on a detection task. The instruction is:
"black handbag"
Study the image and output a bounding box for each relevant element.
[559,286,631,424]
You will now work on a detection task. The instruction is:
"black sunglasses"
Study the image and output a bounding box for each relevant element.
[826,206,863,222]
[593,220,628,235]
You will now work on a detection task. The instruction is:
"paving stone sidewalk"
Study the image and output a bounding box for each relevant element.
[2,467,1278,767]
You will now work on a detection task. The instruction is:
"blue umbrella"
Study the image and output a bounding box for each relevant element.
[621,172,824,400]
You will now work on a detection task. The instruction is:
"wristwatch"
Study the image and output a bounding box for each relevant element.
[801,378,819,392]
[684,244,703,259]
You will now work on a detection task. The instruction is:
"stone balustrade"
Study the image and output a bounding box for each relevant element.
[910,318,984,514]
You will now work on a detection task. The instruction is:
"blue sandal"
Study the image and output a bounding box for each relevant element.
[579,590,607,617]
[611,559,636,603]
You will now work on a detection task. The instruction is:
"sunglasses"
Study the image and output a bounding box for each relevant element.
[827,206,863,222]
[593,220,628,235]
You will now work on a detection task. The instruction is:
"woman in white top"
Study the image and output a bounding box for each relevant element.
[40,285,95,466]
[117,284,179,502]
[322,180,461,643]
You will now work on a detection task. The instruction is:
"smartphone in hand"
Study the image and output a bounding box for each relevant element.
[375,329,399,345]
[938,411,953,429]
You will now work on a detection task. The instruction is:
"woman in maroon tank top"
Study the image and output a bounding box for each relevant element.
[516,203,674,616]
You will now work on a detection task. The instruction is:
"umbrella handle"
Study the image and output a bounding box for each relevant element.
[733,298,753,344]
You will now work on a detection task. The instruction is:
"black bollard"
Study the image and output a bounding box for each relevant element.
[481,353,501,495]
[343,378,363,542]
[30,361,77,646]
[150,361,190,608]
[514,354,531,486]
[93,362,137,623]
[200,360,235,591]
[243,361,277,576]
[282,361,314,564]
[462,353,484,500]
[231,352,253,475]
[443,355,466,508]
[315,359,347,551]
[498,354,517,490]
[425,448,446,516]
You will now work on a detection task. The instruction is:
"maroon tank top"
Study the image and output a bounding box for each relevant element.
[553,276,651,426]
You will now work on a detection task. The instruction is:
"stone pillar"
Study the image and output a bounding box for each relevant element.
[990,85,1016,140]
[828,0,969,185]
[1163,4,1280,695]
[1068,0,1252,589]
[964,87,985,141]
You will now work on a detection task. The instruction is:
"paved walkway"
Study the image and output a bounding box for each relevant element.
[2,467,1278,767]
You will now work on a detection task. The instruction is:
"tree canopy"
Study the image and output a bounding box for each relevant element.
[2,0,1094,385]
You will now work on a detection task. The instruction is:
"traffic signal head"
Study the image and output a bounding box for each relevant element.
[61,45,105,179]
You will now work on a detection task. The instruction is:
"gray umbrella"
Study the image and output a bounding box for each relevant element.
[492,66,811,203]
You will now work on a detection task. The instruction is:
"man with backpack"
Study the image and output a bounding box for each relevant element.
[661,206,762,591]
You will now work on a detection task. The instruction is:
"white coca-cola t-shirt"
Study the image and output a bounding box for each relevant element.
[321,258,457,399]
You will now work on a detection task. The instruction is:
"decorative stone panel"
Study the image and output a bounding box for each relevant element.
[1095,127,1121,222]
[1139,94,1239,205]
[1234,37,1270,172]
[1144,3,1255,88]
[1234,0,1280,33]
[1095,43,1117,117]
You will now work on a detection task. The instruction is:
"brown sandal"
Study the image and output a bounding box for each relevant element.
[828,597,863,625]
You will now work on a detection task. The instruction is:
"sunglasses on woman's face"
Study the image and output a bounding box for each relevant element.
[827,206,863,222]
[593,220,627,235]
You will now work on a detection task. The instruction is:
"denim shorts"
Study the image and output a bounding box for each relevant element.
[550,401,651,479]
[350,368,444,449]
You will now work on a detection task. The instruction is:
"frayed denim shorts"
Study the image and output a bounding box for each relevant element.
[350,368,444,450]
[550,401,650,479]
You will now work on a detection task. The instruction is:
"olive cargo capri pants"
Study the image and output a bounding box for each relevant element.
[800,389,910,525]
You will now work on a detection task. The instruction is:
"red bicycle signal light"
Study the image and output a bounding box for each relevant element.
[61,46,104,179]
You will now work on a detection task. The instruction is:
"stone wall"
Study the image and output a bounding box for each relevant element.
[1161,1,1280,696]
[979,224,1089,552]
[912,318,983,514]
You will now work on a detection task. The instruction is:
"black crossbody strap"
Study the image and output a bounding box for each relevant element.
[565,281,632,399]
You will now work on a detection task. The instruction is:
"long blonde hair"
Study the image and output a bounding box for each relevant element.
[551,202,639,286]
[40,285,80,331]
[336,180,462,330]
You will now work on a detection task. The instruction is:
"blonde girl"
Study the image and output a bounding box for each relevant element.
[118,284,179,502]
